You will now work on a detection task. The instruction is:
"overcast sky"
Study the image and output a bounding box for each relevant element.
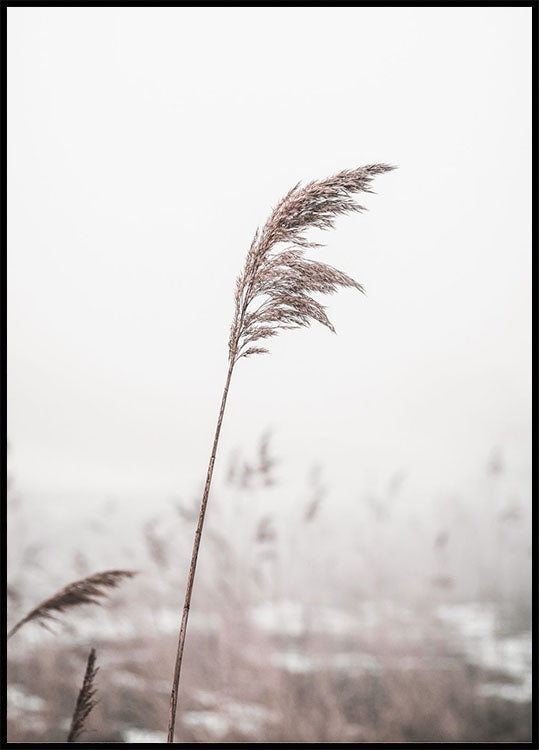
[7,7,532,512]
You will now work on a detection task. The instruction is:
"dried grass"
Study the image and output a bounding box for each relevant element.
[7,570,137,640]
[229,164,395,361]
[67,648,98,743]
[167,165,394,742]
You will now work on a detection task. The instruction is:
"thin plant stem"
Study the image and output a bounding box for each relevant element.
[167,357,235,743]
[166,164,394,742]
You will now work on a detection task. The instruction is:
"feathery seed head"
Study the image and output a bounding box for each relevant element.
[67,648,99,743]
[7,569,137,639]
[229,164,395,362]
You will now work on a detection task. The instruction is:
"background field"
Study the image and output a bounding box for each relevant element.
[7,436,532,743]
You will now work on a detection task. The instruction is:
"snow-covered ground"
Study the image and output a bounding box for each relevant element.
[436,602,532,702]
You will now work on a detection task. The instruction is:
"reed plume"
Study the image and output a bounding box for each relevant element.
[67,648,98,742]
[167,164,395,742]
[7,569,137,640]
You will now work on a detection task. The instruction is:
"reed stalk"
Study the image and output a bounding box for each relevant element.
[7,570,137,640]
[67,648,98,742]
[167,164,395,742]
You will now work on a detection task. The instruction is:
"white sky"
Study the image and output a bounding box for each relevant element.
[7,7,532,510]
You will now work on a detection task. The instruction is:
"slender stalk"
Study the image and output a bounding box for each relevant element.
[166,164,394,742]
[167,357,235,743]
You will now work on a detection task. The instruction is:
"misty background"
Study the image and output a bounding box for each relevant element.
[7,6,532,744]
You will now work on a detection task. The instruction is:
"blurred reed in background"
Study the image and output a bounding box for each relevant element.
[6,435,532,743]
